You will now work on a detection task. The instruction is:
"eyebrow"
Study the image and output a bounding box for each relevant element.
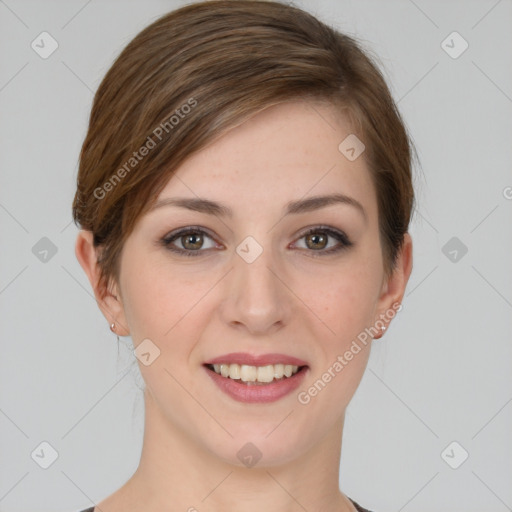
[149,193,367,223]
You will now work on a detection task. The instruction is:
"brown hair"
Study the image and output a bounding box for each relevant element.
[72,0,417,295]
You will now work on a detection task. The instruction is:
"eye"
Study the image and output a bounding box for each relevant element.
[159,225,353,258]
[293,226,353,256]
[160,227,219,257]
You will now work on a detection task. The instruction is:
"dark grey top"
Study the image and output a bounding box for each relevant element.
[79,497,374,512]
[351,499,373,512]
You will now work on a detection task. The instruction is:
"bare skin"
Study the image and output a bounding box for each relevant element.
[76,99,413,512]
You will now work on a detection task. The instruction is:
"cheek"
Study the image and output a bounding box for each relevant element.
[120,257,213,342]
[308,251,381,402]
[120,261,208,388]
[312,263,379,343]
[298,272,376,415]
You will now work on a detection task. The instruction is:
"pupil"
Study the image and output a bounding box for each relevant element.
[184,233,202,249]
[307,233,326,249]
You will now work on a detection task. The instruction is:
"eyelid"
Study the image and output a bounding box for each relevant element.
[159,224,352,257]
[294,224,351,241]
[291,225,353,253]
[160,225,222,252]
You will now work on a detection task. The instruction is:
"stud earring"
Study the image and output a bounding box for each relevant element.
[374,325,386,340]
[110,322,120,342]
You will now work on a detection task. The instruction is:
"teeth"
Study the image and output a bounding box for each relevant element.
[210,363,300,383]
[257,365,274,383]
[240,364,257,382]
[274,363,284,379]
[229,363,241,380]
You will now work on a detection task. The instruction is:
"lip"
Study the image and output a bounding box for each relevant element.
[204,352,308,367]
[204,364,309,403]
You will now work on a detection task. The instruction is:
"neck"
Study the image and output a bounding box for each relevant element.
[116,387,356,512]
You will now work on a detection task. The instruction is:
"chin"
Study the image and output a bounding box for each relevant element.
[200,426,314,470]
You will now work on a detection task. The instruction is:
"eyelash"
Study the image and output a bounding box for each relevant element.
[159,225,353,258]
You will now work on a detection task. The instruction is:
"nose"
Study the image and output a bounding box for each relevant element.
[220,242,292,336]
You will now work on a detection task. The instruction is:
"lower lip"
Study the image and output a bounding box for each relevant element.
[204,366,308,403]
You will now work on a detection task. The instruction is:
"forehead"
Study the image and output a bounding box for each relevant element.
[157,100,377,221]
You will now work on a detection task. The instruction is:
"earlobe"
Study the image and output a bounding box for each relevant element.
[74,230,130,336]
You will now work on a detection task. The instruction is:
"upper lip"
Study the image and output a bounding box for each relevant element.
[204,352,308,367]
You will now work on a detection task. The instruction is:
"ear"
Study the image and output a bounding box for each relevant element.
[74,230,130,336]
[374,232,413,333]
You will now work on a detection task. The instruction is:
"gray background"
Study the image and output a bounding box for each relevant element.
[1,1,511,511]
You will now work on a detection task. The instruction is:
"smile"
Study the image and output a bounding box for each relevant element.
[207,363,302,384]
[203,352,309,403]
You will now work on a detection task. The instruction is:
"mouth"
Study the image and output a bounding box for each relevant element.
[203,360,309,403]
[204,363,307,385]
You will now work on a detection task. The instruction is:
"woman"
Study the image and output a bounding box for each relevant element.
[73,1,415,511]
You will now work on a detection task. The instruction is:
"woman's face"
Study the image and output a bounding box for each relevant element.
[101,100,411,466]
